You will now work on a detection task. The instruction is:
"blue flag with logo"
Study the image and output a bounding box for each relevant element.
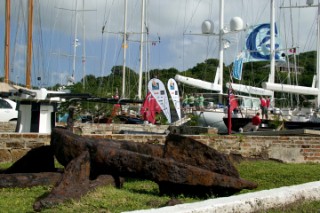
[243,23,285,62]
[232,57,243,80]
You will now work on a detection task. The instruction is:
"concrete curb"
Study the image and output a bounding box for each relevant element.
[125,181,320,213]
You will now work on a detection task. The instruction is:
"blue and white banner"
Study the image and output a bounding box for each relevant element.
[243,23,285,62]
[232,57,243,80]
[167,78,181,120]
[148,78,171,123]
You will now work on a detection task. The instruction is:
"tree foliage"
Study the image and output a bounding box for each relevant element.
[8,51,315,116]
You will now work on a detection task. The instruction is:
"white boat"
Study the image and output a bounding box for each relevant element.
[175,0,279,133]
[262,0,320,129]
[226,0,320,131]
[175,0,248,133]
[174,71,226,132]
[222,0,280,132]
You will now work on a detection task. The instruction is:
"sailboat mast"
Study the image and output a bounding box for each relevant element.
[4,0,10,84]
[72,0,79,83]
[269,0,275,101]
[122,0,128,98]
[138,0,145,100]
[317,4,320,107]
[82,0,86,89]
[145,3,150,94]
[218,0,224,95]
[26,0,33,89]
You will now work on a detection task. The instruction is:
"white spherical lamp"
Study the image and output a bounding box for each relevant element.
[201,20,214,34]
[230,17,244,31]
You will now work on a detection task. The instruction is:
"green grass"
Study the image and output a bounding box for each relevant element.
[1,160,320,212]
[236,161,320,213]
[236,160,320,193]
[0,162,13,170]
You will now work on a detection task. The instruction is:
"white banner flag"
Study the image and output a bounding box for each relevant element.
[167,78,181,120]
[148,78,171,123]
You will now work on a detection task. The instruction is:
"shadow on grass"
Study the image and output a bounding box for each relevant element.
[123,178,161,196]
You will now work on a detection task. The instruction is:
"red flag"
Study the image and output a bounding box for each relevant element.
[140,92,161,124]
[229,94,238,112]
[289,48,296,53]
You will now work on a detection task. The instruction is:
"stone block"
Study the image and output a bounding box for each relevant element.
[6,141,25,149]
[0,122,16,132]
[8,134,22,139]
[0,141,6,149]
[0,149,12,163]
[21,133,38,139]
[0,133,9,139]
[207,128,218,134]
[27,142,47,149]
[11,149,29,162]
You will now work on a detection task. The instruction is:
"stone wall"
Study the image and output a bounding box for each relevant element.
[0,133,51,163]
[68,123,217,135]
[0,122,16,133]
[0,131,319,164]
[73,123,170,135]
[0,122,218,135]
[193,135,320,163]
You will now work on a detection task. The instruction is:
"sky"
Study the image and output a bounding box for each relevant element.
[0,0,318,87]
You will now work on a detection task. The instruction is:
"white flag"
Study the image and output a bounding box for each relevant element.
[148,78,171,123]
[167,78,181,120]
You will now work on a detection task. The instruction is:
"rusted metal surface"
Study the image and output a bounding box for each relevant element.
[0,172,62,188]
[52,128,257,196]
[1,127,257,211]
[33,151,122,211]
[164,134,239,177]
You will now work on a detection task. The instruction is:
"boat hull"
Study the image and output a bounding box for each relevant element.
[223,117,273,132]
[194,110,227,133]
[284,121,320,130]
